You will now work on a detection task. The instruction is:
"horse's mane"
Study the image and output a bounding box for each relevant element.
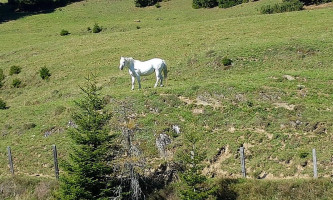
[124,57,134,62]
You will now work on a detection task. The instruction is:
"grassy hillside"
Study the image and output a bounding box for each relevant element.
[0,0,332,185]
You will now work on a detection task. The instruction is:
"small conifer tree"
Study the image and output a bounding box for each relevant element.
[177,131,215,200]
[58,75,119,199]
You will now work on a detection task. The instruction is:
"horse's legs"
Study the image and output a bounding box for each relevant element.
[131,76,135,90]
[137,76,141,89]
[160,74,164,87]
[154,70,163,88]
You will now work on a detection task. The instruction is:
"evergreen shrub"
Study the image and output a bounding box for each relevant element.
[222,57,232,66]
[0,98,6,109]
[92,23,102,33]
[0,69,4,88]
[218,0,242,8]
[260,0,303,14]
[12,78,22,88]
[57,76,119,199]
[193,0,218,8]
[60,29,70,36]
[39,67,51,80]
[135,0,161,7]
[9,65,21,75]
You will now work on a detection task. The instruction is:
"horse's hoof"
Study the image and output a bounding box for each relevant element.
[160,85,164,87]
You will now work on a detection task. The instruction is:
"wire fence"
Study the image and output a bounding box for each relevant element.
[3,145,327,180]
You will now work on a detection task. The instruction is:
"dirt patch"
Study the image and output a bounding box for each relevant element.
[203,145,236,178]
[273,102,295,111]
[178,95,222,108]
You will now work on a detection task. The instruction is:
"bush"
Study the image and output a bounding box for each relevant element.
[193,0,217,8]
[299,0,331,5]
[218,0,242,8]
[260,0,303,14]
[39,67,51,80]
[135,0,161,7]
[60,29,70,36]
[9,65,21,75]
[222,57,233,66]
[0,69,5,82]
[92,23,102,33]
[0,69,5,88]
[155,2,161,7]
[0,98,7,109]
[12,78,22,88]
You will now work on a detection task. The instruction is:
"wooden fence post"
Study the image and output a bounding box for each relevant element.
[52,145,59,180]
[312,148,318,178]
[240,147,246,178]
[7,146,14,175]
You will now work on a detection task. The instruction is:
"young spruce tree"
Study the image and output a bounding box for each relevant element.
[177,131,215,200]
[58,76,118,200]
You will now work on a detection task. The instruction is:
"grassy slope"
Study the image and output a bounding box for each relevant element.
[0,0,333,180]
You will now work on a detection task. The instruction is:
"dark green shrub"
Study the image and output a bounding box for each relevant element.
[23,123,36,130]
[60,29,70,36]
[218,0,242,8]
[222,57,232,66]
[155,2,161,7]
[135,0,161,7]
[0,69,5,82]
[260,0,303,14]
[177,132,216,199]
[299,152,309,158]
[193,0,217,8]
[0,98,7,109]
[9,65,21,75]
[299,0,331,5]
[92,23,102,33]
[39,67,51,80]
[0,69,4,88]
[12,78,22,88]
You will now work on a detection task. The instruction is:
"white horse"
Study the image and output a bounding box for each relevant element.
[119,57,168,90]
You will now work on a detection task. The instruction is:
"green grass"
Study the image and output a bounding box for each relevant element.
[0,0,333,190]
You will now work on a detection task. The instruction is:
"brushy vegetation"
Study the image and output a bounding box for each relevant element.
[135,0,161,7]
[39,67,51,80]
[222,57,232,66]
[11,78,22,88]
[300,0,332,5]
[60,29,70,36]
[0,176,58,200]
[216,178,333,200]
[0,98,7,109]
[218,0,244,8]
[92,23,102,33]
[0,69,5,88]
[260,0,304,14]
[9,65,21,75]
[193,0,247,9]
[176,131,216,200]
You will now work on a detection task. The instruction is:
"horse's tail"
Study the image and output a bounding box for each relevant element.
[162,60,168,79]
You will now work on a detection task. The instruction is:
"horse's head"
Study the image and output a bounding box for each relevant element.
[119,57,126,70]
